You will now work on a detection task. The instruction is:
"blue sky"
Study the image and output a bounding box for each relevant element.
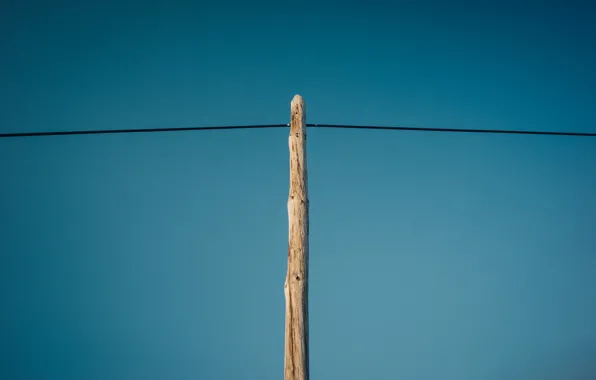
[1,1,596,379]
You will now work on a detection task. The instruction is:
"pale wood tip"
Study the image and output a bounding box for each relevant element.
[291,94,304,106]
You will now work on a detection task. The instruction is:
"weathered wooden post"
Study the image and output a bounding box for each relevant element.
[284,94,309,380]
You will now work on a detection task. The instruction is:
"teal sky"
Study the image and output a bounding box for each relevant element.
[2,1,596,379]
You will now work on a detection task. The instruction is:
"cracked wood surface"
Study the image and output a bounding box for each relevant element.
[284,94,309,380]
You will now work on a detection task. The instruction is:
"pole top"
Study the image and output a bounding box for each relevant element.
[290,95,306,134]
[291,94,304,107]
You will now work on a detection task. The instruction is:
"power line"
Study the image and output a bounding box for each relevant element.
[308,124,596,137]
[1,123,595,138]
[0,124,289,138]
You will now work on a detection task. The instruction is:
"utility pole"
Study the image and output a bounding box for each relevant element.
[284,94,309,380]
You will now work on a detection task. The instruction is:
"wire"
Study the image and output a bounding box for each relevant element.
[0,124,289,138]
[307,124,596,137]
[1,123,595,138]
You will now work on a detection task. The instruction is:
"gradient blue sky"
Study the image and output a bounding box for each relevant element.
[2,1,596,379]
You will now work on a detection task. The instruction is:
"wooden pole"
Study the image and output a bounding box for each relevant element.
[284,94,309,380]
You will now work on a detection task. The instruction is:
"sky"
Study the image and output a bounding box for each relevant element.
[1,1,596,379]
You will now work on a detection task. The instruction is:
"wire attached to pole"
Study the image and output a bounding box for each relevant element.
[1,123,595,138]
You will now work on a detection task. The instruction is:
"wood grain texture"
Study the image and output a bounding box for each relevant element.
[284,94,309,380]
